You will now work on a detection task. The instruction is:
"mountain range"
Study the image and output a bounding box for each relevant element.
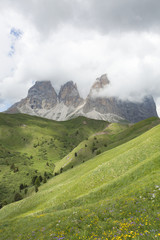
[7,74,158,122]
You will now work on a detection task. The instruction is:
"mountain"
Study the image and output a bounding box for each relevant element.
[59,81,84,107]
[7,74,158,122]
[7,80,84,121]
[77,74,158,123]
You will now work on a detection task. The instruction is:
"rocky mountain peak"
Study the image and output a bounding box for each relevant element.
[28,81,55,97]
[94,74,110,90]
[6,74,158,123]
[88,74,110,98]
[27,80,57,109]
[59,81,84,107]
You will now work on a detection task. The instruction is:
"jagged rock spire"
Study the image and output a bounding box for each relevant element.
[59,81,84,107]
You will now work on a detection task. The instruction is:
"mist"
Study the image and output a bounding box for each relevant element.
[0,0,160,115]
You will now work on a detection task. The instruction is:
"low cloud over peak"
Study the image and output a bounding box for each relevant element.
[0,0,160,115]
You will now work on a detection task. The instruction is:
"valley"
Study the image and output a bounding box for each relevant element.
[0,114,160,239]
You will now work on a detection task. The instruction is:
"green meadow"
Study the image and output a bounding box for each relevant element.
[0,114,160,239]
[0,113,106,205]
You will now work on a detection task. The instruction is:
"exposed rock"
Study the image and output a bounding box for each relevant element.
[81,74,158,122]
[27,81,57,109]
[6,75,158,123]
[59,81,84,107]
[88,74,110,97]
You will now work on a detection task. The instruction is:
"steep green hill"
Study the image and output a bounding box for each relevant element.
[0,119,160,239]
[0,113,107,205]
[55,117,160,172]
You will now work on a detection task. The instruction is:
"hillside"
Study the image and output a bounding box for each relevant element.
[0,113,107,205]
[0,118,160,239]
[55,117,160,172]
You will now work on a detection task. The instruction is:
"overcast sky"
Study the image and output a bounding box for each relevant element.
[0,0,160,115]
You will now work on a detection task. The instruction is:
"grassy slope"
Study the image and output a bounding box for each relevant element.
[0,113,107,205]
[0,122,160,239]
[55,117,160,172]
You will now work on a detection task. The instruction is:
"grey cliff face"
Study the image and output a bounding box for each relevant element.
[27,81,57,109]
[59,81,84,107]
[83,74,158,122]
[6,74,158,123]
[88,74,110,97]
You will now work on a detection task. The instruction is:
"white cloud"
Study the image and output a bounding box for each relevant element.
[0,0,160,117]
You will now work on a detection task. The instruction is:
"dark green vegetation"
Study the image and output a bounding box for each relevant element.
[0,114,160,239]
[0,113,107,205]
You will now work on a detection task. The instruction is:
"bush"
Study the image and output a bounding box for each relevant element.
[24,189,28,194]
[39,175,43,182]
[75,152,77,157]
[32,175,38,185]
[96,149,101,155]
[43,177,47,183]
[75,130,79,135]
[10,163,15,170]
[35,176,40,187]
[92,147,97,153]
[14,167,19,173]
[19,184,24,191]
[35,185,38,192]
[14,193,23,202]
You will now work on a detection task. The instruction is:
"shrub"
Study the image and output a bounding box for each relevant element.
[92,147,97,153]
[75,130,79,135]
[35,185,38,192]
[14,193,23,202]
[32,175,39,185]
[10,163,15,170]
[35,176,40,187]
[43,177,47,183]
[75,152,77,157]
[39,175,43,182]
[19,184,24,191]
[14,167,19,173]
[24,189,28,194]
[96,149,101,155]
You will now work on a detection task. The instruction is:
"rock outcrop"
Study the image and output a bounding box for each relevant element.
[77,74,158,122]
[6,75,158,123]
[59,81,83,107]
[27,81,57,109]
[7,80,84,121]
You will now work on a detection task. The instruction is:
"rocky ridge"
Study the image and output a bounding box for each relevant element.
[7,74,158,122]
